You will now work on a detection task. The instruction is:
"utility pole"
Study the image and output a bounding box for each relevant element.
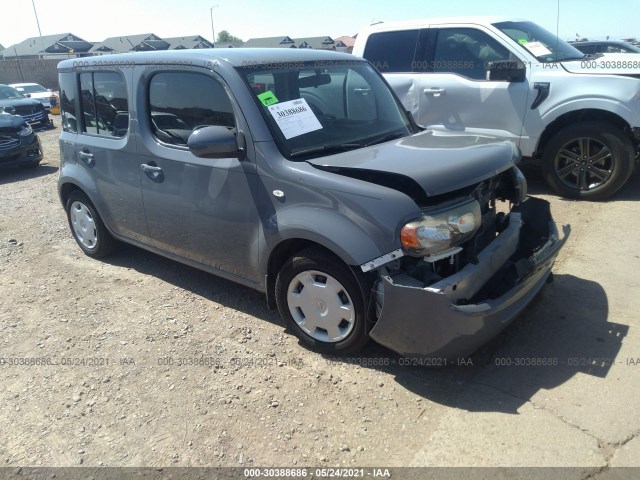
[31,0,45,58]
[210,4,219,44]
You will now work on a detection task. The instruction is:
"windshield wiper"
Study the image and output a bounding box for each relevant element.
[290,143,362,158]
[556,55,588,62]
[363,132,406,147]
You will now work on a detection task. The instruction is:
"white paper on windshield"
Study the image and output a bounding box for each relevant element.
[522,41,552,57]
[268,98,322,139]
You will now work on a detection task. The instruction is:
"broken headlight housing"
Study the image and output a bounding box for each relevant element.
[400,199,481,257]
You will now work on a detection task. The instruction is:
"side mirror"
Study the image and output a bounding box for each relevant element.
[487,60,526,82]
[187,126,242,159]
[24,93,32,98]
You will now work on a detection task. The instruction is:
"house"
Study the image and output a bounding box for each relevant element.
[243,36,297,48]
[334,35,356,53]
[89,34,169,55]
[1,33,93,59]
[294,36,336,50]
[164,35,213,50]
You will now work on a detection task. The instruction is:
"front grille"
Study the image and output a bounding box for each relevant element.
[0,137,20,151]
[22,111,44,125]
[14,105,39,115]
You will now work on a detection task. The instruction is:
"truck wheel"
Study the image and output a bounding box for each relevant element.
[542,122,635,200]
[275,247,369,354]
[65,191,117,258]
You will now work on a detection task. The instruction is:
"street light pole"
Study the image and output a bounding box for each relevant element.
[210,4,219,44]
[31,0,45,58]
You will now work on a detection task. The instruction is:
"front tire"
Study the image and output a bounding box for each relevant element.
[65,191,116,258]
[542,122,635,200]
[275,247,369,354]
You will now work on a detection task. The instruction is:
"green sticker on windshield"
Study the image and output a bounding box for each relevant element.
[258,90,279,106]
[518,39,529,45]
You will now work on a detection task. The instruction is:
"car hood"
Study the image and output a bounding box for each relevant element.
[561,53,640,75]
[0,113,26,129]
[23,92,51,100]
[0,97,41,107]
[307,129,518,197]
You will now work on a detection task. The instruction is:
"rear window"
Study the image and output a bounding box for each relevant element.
[363,30,420,73]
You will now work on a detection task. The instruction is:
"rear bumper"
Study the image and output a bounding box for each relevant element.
[369,197,570,360]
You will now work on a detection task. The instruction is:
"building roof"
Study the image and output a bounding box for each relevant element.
[214,42,244,48]
[89,33,169,54]
[2,33,93,57]
[243,36,297,48]
[164,35,213,50]
[294,36,336,49]
[334,35,356,48]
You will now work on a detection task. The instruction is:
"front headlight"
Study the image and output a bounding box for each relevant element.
[17,124,33,137]
[400,199,481,256]
[0,106,16,115]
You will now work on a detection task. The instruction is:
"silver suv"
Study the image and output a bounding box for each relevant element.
[354,17,640,200]
[57,49,568,359]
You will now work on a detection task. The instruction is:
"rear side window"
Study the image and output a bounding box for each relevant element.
[363,30,420,73]
[79,72,129,137]
[59,73,77,133]
[149,72,235,146]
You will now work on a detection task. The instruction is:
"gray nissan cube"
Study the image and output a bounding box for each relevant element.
[57,49,569,360]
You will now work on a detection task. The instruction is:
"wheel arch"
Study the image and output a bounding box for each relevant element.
[535,108,636,159]
[59,181,83,207]
[264,237,377,311]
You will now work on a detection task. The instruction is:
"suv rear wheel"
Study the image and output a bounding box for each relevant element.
[542,122,635,200]
[65,191,116,258]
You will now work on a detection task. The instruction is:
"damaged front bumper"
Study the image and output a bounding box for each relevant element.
[369,197,570,360]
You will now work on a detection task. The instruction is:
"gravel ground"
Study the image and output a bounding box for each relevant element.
[1,124,639,475]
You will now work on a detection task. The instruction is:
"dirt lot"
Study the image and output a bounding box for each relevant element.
[1,125,639,475]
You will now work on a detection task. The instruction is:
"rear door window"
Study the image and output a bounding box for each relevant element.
[363,30,421,73]
[79,72,128,137]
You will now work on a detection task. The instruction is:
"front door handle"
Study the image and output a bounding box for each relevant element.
[140,164,163,173]
[424,88,446,97]
[78,150,94,166]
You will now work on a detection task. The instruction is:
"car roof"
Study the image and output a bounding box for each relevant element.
[9,83,40,87]
[359,16,527,33]
[58,48,360,70]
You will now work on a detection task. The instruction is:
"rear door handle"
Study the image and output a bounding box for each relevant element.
[140,164,163,173]
[78,151,94,166]
[424,88,446,96]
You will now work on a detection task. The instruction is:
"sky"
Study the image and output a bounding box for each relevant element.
[2,0,639,48]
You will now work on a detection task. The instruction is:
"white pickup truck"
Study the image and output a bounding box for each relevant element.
[353,17,640,199]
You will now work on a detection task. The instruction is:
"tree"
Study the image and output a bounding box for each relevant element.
[217,30,243,43]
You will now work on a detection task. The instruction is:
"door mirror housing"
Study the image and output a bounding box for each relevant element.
[487,60,526,82]
[187,126,242,159]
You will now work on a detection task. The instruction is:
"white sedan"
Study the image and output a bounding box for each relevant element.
[9,83,55,112]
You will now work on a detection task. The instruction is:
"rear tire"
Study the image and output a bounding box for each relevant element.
[275,247,369,354]
[65,191,116,258]
[542,122,635,200]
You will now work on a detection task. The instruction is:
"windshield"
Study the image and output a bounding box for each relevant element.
[237,61,415,159]
[14,84,48,94]
[494,21,586,62]
[0,85,27,100]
